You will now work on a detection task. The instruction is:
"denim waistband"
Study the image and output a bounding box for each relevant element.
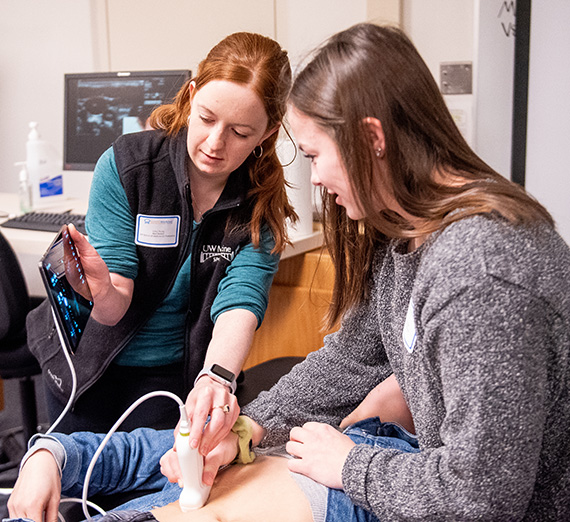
[342,417,419,452]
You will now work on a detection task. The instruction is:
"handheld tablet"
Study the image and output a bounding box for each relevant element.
[38,224,93,354]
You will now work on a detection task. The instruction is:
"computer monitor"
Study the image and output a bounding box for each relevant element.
[63,69,191,171]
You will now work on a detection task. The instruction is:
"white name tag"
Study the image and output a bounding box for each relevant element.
[135,214,180,248]
[402,298,417,353]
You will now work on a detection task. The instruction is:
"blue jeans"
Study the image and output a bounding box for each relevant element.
[3,421,418,522]
[3,429,175,522]
[325,418,419,522]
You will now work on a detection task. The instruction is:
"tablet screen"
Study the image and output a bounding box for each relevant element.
[39,225,93,353]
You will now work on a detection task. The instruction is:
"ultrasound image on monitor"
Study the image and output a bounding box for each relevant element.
[64,70,191,171]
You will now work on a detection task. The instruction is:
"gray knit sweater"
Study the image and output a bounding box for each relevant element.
[243,214,570,521]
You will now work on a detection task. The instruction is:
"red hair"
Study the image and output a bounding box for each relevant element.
[150,32,296,252]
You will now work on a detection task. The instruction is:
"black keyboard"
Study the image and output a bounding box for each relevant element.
[1,211,86,234]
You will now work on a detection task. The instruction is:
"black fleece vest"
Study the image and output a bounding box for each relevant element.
[27,129,254,405]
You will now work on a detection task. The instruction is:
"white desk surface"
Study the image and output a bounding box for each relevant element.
[0,192,322,297]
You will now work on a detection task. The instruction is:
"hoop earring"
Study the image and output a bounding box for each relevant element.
[253,145,263,159]
[375,147,383,157]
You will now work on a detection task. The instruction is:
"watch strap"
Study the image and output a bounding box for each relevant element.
[194,365,237,393]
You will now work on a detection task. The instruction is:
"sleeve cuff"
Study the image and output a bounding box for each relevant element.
[341,444,378,512]
[20,434,66,477]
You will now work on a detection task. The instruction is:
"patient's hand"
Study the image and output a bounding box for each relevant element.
[160,448,182,485]
[340,374,415,433]
[8,450,62,522]
[161,431,239,487]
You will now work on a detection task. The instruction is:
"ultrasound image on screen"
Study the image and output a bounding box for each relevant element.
[40,226,93,353]
[64,70,190,171]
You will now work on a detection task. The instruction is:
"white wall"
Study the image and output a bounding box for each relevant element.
[525,1,570,244]
[402,0,515,174]
[0,0,399,199]
[276,0,400,66]
[105,0,275,73]
[0,1,97,195]
[402,0,477,150]
[402,0,474,86]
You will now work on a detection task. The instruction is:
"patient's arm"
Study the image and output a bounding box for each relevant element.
[339,374,415,433]
[152,456,312,522]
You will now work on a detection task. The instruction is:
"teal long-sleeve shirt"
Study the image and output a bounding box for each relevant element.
[85,147,279,367]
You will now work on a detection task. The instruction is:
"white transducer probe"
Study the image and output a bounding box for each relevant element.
[176,416,212,511]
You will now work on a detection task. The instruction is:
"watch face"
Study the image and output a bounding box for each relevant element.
[211,364,235,383]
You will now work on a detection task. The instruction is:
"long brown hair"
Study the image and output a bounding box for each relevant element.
[290,23,553,325]
[150,32,296,252]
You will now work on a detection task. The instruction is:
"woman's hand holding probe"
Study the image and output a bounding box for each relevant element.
[165,378,239,487]
[184,377,239,456]
[181,309,256,455]
[8,450,62,522]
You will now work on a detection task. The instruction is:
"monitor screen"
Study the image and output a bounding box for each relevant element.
[63,69,191,171]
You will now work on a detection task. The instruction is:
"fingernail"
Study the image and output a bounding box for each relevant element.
[191,439,199,449]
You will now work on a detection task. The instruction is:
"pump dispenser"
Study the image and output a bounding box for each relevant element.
[26,121,63,207]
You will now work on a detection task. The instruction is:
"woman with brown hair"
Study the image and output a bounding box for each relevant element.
[236,22,569,520]
[27,31,296,445]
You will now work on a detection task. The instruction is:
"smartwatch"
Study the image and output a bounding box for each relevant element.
[194,364,237,393]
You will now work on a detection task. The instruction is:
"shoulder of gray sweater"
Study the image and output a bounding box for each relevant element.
[418,215,570,300]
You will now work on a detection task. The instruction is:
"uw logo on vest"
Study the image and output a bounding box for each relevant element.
[48,368,64,391]
[200,245,235,263]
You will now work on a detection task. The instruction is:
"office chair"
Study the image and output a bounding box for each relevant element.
[236,356,304,406]
[0,229,42,457]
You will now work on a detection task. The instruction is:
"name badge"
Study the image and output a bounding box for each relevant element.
[402,298,417,353]
[135,214,180,248]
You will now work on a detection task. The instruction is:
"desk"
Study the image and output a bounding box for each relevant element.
[0,193,89,297]
[0,192,323,297]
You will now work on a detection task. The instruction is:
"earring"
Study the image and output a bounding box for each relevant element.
[253,145,263,158]
[375,147,383,157]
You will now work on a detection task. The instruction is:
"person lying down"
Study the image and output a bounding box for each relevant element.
[135,454,315,522]
[10,428,314,522]
[7,372,415,522]
[7,395,415,522]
